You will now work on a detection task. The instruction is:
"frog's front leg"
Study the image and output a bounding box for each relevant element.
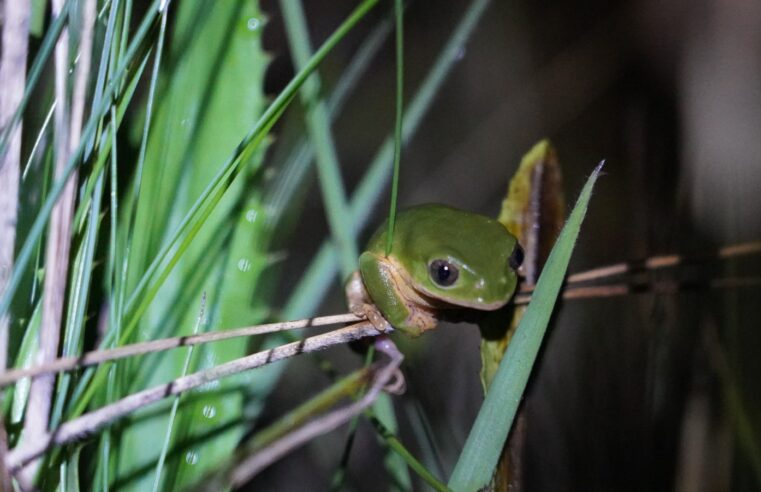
[356,252,438,337]
[345,270,393,333]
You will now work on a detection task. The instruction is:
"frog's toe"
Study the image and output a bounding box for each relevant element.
[364,305,392,333]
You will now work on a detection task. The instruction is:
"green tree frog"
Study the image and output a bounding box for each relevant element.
[346,204,524,337]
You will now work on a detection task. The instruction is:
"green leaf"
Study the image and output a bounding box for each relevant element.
[448,162,604,492]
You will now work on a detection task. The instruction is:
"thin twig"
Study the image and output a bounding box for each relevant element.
[6,320,385,470]
[0,313,362,386]
[0,0,31,373]
[563,240,761,284]
[513,275,761,305]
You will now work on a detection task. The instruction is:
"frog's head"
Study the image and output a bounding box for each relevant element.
[381,204,523,310]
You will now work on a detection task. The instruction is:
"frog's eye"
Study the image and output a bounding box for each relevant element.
[429,259,459,287]
[509,243,524,270]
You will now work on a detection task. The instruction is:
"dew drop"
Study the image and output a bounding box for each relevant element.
[237,258,252,272]
[185,450,199,465]
[202,405,217,419]
[245,209,258,223]
[247,17,261,31]
[197,380,220,393]
[455,46,467,61]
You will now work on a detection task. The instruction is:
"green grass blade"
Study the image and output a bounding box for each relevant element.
[151,297,205,492]
[280,0,358,278]
[263,13,392,234]
[448,162,604,492]
[7,301,41,424]
[370,416,450,492]
[384,0,404,256]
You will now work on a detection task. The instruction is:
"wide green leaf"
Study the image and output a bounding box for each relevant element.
[448,162,604,492]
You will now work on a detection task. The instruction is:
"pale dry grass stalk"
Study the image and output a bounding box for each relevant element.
[21,0,95,483]
[0,313,362,386]
[0,0,31,373]
[0,2,32,488]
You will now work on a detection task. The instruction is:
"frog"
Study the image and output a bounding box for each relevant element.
[346,204,524,337]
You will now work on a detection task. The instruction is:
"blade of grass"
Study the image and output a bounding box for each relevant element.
[369,415,450,492]
[7,302,41,424]
[151,295,205,492]
[448,162,605,492]
[199,365,376,490]
[264,13,392,231]
[0,0,31,371]
[280,0,358,278]
[384,0,404,256]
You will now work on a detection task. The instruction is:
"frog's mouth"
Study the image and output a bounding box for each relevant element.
[386,256,509,312]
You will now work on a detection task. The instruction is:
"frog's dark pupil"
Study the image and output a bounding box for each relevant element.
[509,243,525,270]
[429,260,459,287]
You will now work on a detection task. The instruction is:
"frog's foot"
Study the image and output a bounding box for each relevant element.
[345,271,370,316]
[362,303,392,333]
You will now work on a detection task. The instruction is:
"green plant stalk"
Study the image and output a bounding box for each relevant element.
[151,295,204,492]
[448,162,604,491]
[330,346,376,491]
[280,0,358,278]
[264,14,392,231]
[369,416,450,492]
[117,0,170,334]
[385,0,404,256]
[82,0,120,160]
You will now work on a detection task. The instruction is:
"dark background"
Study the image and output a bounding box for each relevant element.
[253,0,761,490]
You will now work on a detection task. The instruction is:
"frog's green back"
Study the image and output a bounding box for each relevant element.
[365,204,519,309]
